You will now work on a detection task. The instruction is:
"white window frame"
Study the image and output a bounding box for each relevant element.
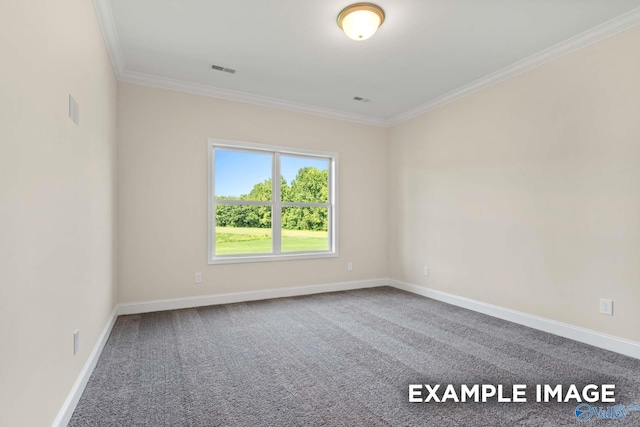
[208,138,338,264]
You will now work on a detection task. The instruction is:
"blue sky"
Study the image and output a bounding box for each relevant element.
[215,150,328,197]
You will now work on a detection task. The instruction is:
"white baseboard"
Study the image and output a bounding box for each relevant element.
[52,277,638,426]
[388,279,640,360]
[52,307,118,427]
[116,278,389,316]
[52,279,386,425]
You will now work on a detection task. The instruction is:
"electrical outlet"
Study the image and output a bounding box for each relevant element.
[73,330,80,355]
[195,272,202,284]
[69,95,74,122]
[600,298,613,316]
[347,262,353,272]
[68,95,79,125]
[423,266,429,277]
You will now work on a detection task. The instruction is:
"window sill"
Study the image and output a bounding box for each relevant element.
[208,251,338,265]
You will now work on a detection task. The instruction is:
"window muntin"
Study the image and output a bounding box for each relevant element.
[209,139,337,263]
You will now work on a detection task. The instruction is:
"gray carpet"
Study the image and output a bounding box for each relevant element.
[70,287,640,426]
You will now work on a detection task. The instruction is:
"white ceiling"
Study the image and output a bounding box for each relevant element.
[97,0,640,126]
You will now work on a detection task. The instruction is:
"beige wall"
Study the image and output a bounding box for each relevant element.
[0,1,117,426]
[2,2,638,422]
[388,26,640,342]
[117,83,388,303]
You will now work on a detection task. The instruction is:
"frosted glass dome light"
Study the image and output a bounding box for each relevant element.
[337,3,385,41]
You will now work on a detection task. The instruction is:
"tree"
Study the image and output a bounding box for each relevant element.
[284,167,328,203]
[216,169,328,231]
[283,168,328,231]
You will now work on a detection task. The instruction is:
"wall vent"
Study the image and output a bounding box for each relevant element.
[211,64,236,74]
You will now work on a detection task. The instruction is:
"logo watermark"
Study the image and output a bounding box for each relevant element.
[575,403,640,422]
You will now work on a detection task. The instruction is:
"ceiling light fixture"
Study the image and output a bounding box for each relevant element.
[337,3,385,41]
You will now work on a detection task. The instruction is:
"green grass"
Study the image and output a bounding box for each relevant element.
[215,227,328,255]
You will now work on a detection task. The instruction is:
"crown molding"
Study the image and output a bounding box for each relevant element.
[387,6,640,127]
[92,0,388,127]
[92,0,125,77]
[119,70,390,127]
[92,0,640,129]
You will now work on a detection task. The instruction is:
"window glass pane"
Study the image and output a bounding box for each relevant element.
[281,207,329,252]
[214,149,273,201]
[215,205,272,255]
[281,156,329,203]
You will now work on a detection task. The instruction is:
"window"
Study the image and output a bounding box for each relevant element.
[208,139,337,264]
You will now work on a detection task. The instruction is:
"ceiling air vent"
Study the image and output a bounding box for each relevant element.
[353,96,371,103]
[211,64,236,74]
